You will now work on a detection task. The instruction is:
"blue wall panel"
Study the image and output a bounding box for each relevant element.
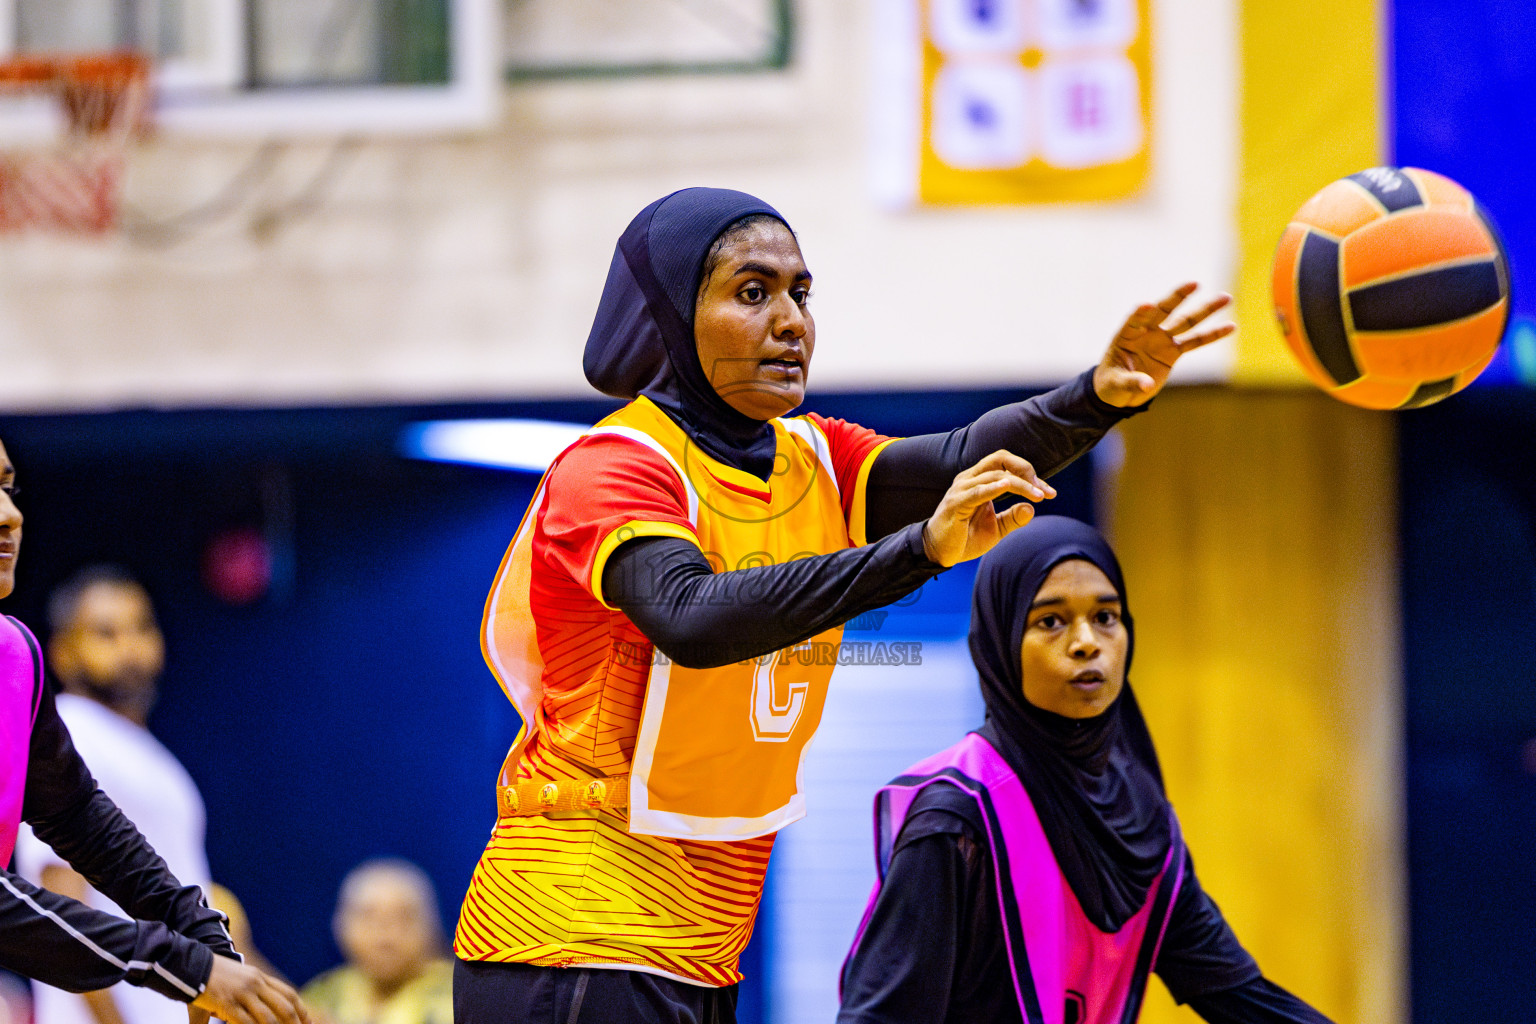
[1398,390,1536,1023]
[1394,4,1536,1017]
[1394,0,1536,386]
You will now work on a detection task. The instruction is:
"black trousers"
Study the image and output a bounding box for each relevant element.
[454,958,739,1024]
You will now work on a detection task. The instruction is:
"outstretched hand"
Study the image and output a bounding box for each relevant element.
[190,956,310,1024]
[921,451,1055,568]
[1093,283,1234,407]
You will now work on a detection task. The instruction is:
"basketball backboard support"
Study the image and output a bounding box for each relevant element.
[0,0,497,139]
[503,0,791,80]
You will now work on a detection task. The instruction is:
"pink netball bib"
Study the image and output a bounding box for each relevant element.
[0,616,43,864]
[845,732,1185,1024]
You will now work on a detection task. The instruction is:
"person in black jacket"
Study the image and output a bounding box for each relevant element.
[0,439,310,1024]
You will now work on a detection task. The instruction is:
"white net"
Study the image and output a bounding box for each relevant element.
[0,53,150,234]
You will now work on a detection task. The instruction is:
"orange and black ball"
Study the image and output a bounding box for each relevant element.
[1272,166,1509,409]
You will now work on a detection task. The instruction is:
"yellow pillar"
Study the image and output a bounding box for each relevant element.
[1233,0,1384,383]
[1112,389,1404,1024]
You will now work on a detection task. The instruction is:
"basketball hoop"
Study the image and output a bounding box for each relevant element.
[0,52,151,235]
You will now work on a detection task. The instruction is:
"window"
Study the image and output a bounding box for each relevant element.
[0,0,496,137]
[503,0,792,80]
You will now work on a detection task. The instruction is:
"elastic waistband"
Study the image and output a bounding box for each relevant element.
[498,775,630,817]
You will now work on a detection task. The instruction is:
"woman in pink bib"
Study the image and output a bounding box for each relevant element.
[0,439,308,1024]
[838,517,1332,1024]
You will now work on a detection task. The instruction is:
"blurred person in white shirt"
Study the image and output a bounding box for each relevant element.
[15,566,213,1024]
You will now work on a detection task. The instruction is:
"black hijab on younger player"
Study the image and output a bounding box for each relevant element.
[582,187,790,481]
[971,516,1172,932]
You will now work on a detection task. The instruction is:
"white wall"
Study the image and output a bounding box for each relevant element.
[0,0,1236,412]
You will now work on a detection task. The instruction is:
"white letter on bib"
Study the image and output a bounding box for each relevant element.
[751,646,811,742]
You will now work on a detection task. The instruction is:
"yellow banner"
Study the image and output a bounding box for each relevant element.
[915,0,1151,204]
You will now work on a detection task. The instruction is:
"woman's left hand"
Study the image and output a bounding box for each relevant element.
[1092,283,1234,408]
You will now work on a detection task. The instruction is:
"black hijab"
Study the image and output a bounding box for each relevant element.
[971,516,1172,933]
[582,187,792,480]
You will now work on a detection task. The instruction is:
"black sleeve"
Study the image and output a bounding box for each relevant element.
[1156,850,1334,1023]
[1153,850,1261,1001]
[838,785,1022,1024]
[1184,977,1336,1024]
[602,521,942,669]
[16,683,237,991]
[865,368,1146,541]
[836,822,976,1024]
[0,867,214,1000]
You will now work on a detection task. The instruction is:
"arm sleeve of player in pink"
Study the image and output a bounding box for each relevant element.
[0,866,217,1001]
[6,684,233,1001]
[538,435,698,608]
[1154,851,1334,1022]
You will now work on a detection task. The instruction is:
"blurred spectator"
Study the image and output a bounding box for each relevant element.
[14,567,213,1024]
[301,861,451,1024]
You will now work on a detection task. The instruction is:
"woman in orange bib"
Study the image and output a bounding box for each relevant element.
[452,188,1231,1024]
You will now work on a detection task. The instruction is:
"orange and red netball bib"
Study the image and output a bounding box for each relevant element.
[455,396,890,984]
[482,395,889,838]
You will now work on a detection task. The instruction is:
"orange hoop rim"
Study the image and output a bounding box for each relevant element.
[0,50,153,138]
[0,51,151,91]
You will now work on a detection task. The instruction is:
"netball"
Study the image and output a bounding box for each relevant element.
[1272,166,1510,409]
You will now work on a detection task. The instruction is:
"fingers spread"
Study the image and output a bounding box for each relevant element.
[1175,322,1237,353]
[1118,304,1161,338]
[1169,294,1232,336]
[1154,282,1199,316]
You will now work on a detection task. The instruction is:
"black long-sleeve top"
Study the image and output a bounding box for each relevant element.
[837,785,1334,1024]
[604,369,1137,667]
[1,639,235,1000]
